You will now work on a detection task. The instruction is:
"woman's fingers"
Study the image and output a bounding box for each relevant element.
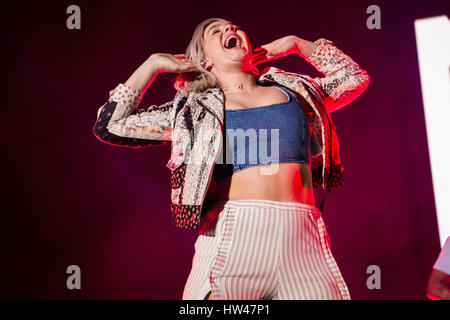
[252,55,265,64]
[171,53,201,73]
[180,61,200,72]
[252,47,270,65]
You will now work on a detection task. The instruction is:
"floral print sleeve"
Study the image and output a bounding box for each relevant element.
[305,38,370,113]
[93,83,174,148]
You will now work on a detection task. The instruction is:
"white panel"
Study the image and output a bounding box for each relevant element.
[414,15,450,247]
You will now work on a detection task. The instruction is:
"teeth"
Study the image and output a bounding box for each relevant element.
[224,36,242,49]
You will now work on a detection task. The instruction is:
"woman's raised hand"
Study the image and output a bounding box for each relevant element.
[150,53,200,74]
[253,35,301,64]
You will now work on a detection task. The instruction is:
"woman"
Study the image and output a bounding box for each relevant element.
[93,17,370,300]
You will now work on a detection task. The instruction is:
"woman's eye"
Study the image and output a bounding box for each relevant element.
[212,30,219,35]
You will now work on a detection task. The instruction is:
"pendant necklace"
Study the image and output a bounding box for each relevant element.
[222,78,252,92]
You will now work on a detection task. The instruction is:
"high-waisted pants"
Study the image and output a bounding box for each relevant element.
[182,199,351,300]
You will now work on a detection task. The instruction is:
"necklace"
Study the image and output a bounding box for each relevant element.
[222,78,253,92]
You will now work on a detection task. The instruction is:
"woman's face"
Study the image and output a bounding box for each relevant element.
[202,19,253,73]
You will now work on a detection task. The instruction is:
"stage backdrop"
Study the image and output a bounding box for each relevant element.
[1,0,447,299]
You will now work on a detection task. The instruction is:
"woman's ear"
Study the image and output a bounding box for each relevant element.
[201,58,213,70]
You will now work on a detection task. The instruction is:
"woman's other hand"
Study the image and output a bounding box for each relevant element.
[255,35,300,63]
[124,53,199,93]
[150,53,200,74]
[253,36,318,64]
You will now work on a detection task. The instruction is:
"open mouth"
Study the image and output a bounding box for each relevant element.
[223,34,245,50]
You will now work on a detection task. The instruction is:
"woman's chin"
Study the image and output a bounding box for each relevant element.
[226,50,251,61]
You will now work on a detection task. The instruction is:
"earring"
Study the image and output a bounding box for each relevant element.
[201,59,214,70]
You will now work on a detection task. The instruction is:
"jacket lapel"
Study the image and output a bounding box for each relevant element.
[195,88,225,127]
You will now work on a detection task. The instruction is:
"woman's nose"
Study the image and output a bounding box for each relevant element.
[226,25,236,32]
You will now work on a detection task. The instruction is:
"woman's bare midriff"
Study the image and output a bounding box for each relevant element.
[215,162,315,207]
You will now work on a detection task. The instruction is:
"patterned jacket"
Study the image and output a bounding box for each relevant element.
[93,38,370,229]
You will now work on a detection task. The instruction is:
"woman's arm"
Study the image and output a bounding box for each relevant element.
[124,55,162,93]
[299,37,370,113]
[93,57,173,148]
[93,83,174,149]
[294,38,319,59]
[257,36,370,113]
[93,54,198,149]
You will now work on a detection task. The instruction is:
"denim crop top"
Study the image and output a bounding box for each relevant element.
[212,85,311,182]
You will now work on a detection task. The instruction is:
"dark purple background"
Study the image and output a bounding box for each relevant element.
[2,0,448,299]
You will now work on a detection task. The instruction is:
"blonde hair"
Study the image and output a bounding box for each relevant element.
[174,17,259,94]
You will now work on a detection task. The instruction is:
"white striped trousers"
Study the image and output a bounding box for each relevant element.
[182,199,350,300]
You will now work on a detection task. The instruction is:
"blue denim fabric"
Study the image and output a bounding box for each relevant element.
[212,85,311,182]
